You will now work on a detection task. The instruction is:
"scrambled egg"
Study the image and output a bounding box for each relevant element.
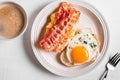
[46,12,57,33]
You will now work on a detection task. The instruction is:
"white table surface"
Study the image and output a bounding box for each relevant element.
[0,0,120,80]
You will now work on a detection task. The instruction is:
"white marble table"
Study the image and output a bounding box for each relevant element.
[0,0,120,80]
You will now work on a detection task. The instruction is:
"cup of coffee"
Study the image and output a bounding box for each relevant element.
[0,2,27,40]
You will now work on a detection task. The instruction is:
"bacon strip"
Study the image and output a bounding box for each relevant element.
[39,2,80,52]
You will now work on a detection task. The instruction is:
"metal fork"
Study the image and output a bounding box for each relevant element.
[99,53,120,80]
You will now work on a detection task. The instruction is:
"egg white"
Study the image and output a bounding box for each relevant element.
[66,32,100,65]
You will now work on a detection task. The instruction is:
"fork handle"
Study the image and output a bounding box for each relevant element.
[99,69,108,80]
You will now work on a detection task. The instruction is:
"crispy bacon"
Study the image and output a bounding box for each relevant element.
[39,2,80,52]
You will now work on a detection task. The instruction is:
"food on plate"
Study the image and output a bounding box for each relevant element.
[39,2,80,52]
[38,2,100,67]
[60,29,100,66]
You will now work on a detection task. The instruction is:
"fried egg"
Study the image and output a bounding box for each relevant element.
[66,32,100,65]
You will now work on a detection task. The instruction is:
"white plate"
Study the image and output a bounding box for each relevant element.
[31,0,109,77]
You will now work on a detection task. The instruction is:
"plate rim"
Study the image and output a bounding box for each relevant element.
[31,0,110,77]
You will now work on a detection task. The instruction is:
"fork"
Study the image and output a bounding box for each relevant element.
[99,53,120,80]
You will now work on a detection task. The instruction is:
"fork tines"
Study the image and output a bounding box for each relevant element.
[109,53,120,67]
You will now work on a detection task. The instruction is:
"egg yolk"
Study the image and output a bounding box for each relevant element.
[71,46,89,63]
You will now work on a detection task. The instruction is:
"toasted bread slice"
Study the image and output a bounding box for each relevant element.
[60,49,74,67]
